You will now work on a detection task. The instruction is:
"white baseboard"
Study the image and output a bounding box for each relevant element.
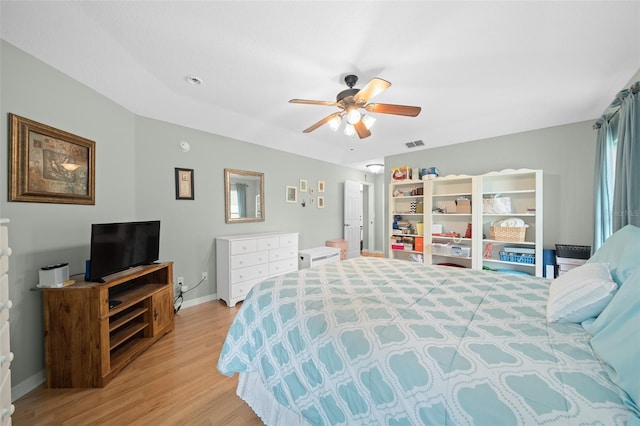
[181,293,217,309]
[12,370,45,401]
[12,294,217,402]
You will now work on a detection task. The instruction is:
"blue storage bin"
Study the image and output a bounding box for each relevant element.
[499,251,535,264]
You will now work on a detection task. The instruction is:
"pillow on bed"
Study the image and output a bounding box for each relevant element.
[586,224,640,286]
[585,269,640,417]
[546,262,617,323]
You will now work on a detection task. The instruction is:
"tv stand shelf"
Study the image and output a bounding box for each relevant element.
[42,262,174,388]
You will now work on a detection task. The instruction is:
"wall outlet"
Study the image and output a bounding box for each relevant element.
[202,272,208,281]
[177,276,184,286]
[181,285,189,292]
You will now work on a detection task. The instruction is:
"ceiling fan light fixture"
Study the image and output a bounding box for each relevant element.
[366,163,384,174]
[290,75,421,138]
[346,108,361,125]
[344,123,356,137]
[328,115,342,131]
[362,114,376,130]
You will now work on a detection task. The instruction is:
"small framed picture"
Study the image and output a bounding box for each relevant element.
[317,196,325,208]
[286,185,297,203]
[175,168,194,200]
[318,180,325,193]
[300,179,308,192]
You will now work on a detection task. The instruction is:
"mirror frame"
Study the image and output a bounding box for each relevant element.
[224,168,265,223]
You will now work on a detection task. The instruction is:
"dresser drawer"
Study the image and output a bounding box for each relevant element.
[0,275,7,325]
[280,234,297,247]
[0,322,10,381]
[0,227,8,276]
[269,247,296,263]
[257,236,280,251]
[0,369,12,426]
[231,251,268,270]
[231,264,269,284]
[270,258,297,276]
[230,239,257,255]
[230,279,260,300]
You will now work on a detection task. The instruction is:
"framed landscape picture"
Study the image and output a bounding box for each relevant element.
[9,114,96,204]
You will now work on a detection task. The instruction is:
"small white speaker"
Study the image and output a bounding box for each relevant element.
[39,263,70,287]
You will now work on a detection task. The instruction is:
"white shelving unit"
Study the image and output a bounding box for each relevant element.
[389,180,425,262]
[424,175,475,269]
[389,169,543,277]
[475,169,543,276]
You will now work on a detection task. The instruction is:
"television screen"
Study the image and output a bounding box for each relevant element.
[88,220,160,282]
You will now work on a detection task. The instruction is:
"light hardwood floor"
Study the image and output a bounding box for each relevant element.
[13,300,263,425]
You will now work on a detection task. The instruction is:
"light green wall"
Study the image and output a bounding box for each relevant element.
[1,41,372,395]
[385,121,597,250]
[1,41,137,394]
[132,116,369,301]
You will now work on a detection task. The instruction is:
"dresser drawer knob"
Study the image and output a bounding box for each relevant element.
[0,248,11,257]
[0,301,12,311]
[0,352,13,366]
[1,404,15,418]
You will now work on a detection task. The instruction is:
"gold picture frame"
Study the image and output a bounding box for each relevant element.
[9,114,96,205]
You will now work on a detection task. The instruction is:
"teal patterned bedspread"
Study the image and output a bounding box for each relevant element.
[217,257,632,425]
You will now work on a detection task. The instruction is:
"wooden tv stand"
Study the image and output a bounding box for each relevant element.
[42,262,174,388]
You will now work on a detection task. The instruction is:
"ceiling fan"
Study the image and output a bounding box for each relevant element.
[289,74,421,139]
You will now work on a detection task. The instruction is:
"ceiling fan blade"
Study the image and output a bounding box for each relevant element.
[365,103,421,117]
[302,112,342,133]
[353,78,391,103]
[289,99,339,107]
[354,120,372,139]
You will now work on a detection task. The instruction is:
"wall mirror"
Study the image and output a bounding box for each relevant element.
[224,168,265,223]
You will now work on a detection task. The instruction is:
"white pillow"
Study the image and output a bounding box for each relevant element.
[546,263,617,323]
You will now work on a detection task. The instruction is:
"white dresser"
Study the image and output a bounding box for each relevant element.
[216,232,298,307]
[0,218,14,425]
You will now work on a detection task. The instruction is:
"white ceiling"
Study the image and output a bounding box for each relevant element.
[2,1,639,171]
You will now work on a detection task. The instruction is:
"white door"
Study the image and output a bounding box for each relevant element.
[343,180,362,259]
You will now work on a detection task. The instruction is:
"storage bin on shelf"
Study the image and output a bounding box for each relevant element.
[414,237,424,252]
[499,251,535,264]
[490,226,527,242]
[451,245,471,257]
[432,242,451,255]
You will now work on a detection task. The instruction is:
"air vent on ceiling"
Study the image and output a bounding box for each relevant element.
[405,140,424,148]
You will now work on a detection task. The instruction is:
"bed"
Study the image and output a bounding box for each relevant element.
[217,225,640,425]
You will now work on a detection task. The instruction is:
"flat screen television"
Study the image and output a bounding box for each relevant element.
[87,220,161,282]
